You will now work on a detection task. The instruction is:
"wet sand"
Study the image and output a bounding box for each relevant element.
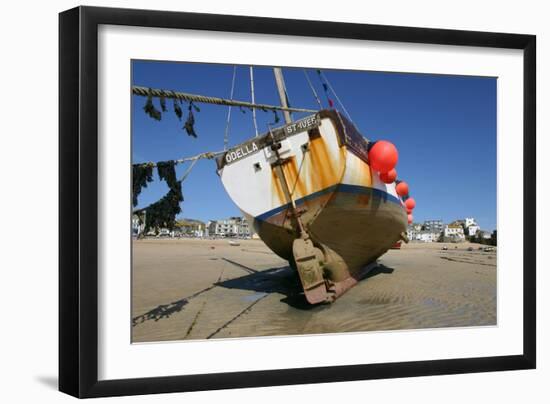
[132,239,496,342]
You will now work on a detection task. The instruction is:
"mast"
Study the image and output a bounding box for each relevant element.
[273,67,292,124]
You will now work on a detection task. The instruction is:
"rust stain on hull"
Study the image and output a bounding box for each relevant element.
[281,156,306,198]
[306,136,344,191]
[270,136,345,207]
[269,132,347,233]
[271,166,286,208]
[356,194,371,206]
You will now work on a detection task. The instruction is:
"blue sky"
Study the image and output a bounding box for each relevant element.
[132,60,497,231]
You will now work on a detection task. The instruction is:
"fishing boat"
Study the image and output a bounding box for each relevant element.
[217,68,410,304]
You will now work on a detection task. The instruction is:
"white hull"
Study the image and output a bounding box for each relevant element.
[218,110,407,275]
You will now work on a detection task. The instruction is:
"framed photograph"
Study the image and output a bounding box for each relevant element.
[59,6,536,398]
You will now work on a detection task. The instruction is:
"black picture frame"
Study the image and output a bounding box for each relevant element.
[59,6,536,398]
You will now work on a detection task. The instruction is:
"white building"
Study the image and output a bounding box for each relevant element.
[207,216,251,238]
[444,223,465,240]
[479,230,492,240]
[417,231,439,243]
[423,220,444,234]
[406,224,418,241]
[466,224,480,237]
[406,229,417,241]
[176,219,205,237]
[464,217,480,237]
[132,213,145,237]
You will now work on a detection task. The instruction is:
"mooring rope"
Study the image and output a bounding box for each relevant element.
[132,86,317,114]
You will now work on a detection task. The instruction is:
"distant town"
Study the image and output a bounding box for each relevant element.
[133,214,496,245]
[132,215,256,239]
[407,218,496,245]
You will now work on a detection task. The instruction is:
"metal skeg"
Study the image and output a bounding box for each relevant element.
[132,85,316,114]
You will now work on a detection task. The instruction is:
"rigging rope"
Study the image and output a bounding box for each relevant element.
[249,66,259,137]
[318,70,355,125]
[179,157,200,182]
[132,150,225,168]
[132,86,316,114]
[224,66,237,150]
[303,69,323,110]
[282,145,309,229]
[281,73,292,109]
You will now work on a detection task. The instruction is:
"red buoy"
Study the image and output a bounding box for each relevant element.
[407,214,413,224]
[406,207,413,214]
[396,181,409,197]
[405,197,416,210]
[380,168,397,184]
[368,140,398,173]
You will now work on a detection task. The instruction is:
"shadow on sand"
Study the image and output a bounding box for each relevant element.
[218,263,395,310]
[132,262,396,324]
[132,284,216,326]
[218,265,306,308]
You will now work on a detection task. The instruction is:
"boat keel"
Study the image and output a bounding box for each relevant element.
[292,238,329,304]
[292,238,379,304]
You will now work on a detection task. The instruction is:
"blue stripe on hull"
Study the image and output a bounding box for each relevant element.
[256,184,403,221]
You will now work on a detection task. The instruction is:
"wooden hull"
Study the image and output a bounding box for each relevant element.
[219,110,407,287]
[249,184,406,278]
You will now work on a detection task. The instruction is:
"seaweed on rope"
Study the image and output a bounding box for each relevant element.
[132,163,154,207]
[133,160,184,232]
[143,90,162,121]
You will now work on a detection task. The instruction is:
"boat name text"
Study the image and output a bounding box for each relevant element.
[222,114,320,167]
[225,142,259,164]
[285,115,320,136]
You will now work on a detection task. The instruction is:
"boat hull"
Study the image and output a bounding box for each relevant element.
[219,110,407,300]
[249,183,406,278]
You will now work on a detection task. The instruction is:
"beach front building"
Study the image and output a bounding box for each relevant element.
[417,231,440,243]
[175,219,205,237]
[444,223,465,242]
[466,224,480,237]
[463,217,480,237]
[207,216,251,238]
[132,213,145,237]
[479,230,492,240]
[423,219,444,234]
[406,225,418,241]
[407,224,440,243]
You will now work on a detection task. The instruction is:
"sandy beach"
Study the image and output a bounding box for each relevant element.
[131,238,496,342]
